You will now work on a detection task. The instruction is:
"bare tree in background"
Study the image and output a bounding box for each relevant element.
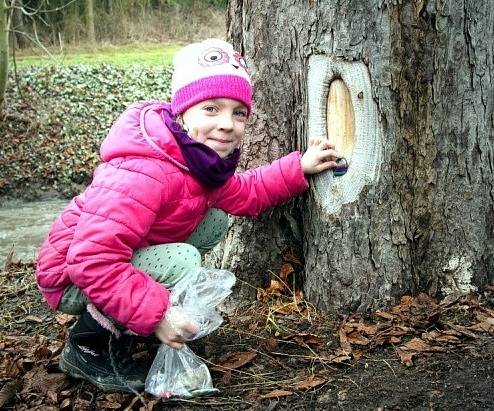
[0,0,10,109]
[85,0,95,44]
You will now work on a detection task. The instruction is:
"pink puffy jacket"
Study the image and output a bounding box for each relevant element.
[36,101,309,335]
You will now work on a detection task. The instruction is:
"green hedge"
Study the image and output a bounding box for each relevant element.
[1,65,172,198]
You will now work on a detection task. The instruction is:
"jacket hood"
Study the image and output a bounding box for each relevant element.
[100,101,188,171]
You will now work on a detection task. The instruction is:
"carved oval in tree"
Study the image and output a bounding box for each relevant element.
[327,79,355,161]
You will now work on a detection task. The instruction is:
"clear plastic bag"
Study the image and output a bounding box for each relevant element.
[145,267,236,399]
[145,344,217,399]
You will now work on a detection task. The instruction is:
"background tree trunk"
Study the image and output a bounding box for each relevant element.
[11,0,26,49]
[85,0,95,44]
[0,0,8,109]
[216,0,494,310]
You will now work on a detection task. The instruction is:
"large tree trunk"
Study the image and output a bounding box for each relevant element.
[216,0,494,311]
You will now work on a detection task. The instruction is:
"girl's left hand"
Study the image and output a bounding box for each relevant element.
[301,137,342,174]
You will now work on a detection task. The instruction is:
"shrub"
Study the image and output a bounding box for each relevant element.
[1,64,172,198]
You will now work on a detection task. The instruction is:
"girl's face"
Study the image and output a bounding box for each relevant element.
[181,98,248,159]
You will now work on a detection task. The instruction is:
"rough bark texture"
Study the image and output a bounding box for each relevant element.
[0,0,8,109]
[85,0,95,44]
[215,0,494,310]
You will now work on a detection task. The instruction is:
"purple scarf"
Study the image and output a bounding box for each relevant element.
[160,104,240,188]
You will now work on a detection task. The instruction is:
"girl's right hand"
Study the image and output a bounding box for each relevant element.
[154,306,200,349]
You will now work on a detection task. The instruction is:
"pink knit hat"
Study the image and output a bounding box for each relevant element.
[171,39,252,116]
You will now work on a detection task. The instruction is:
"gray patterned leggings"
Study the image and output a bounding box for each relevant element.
[58,209,228,315]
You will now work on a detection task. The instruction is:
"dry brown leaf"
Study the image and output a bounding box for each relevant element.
[400,337,431,352]
[338,324,352,355]
[396,348,415,366]
[257,287,268,302]
[212,351,257,371]
[282,253,302,266]
[346,331,371,346]
[261,338,279,353]
[279,263,294,281]
[439,292,462,307]
[375,310,395,321]
[221,369,232,385]
[47,390,58,403]
[356,322,379,335]
[331,349,352,363]
[449,323,479,339]
[55,313,76,326]
[284,333,323,347]
[0,380,22,408]
[292,374,326,390]
[265,279,284,296]
[28,370,68,395]
[60,398,71,409]
[96,400,122,409]
[272,301,301,315]
[25,315,43,323]
[259,389,293,399]
[421,330,460,344]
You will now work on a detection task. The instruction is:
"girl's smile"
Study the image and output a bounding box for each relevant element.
[181,98,248,159]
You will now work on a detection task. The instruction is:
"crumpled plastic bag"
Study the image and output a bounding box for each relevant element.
[145,267,236,399]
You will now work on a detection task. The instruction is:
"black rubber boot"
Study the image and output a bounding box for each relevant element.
[59,310,149,393]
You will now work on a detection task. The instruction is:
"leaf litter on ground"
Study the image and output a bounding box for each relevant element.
[2,259,494,409]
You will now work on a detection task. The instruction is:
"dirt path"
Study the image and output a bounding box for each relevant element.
[1,261,494,410]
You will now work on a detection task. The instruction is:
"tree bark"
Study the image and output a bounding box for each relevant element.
[217,0,494,311]
[85,0,95,44]
[0,0,8,110]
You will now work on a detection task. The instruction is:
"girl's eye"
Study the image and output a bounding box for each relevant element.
[234,110,247,118]
[203,106,217,113]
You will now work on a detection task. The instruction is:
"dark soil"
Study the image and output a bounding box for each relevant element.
[1,261,494,410]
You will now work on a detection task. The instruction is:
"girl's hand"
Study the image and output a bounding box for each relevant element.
[154,306,200,350]
[301,137,342,175]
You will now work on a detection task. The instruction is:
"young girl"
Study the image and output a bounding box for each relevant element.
[36,39,341,393]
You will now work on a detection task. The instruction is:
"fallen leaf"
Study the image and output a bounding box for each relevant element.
[279,263,294,281]
[282,253,302,266]
[60,398,71,409]
[221,369,232,385]
[259,389,293,399]
[96,400,121,409]
[400,337,430,352]
[338,323,352,355]
[346,331,371,346]
[272,301,302,315]
[265,279,284,296]
[0,380,22,408]
[25,315,43,323]
[55,313,76,326]
[47,390,57,403]
[212,351,257,371]
[292,374,326,390]
[26,369,68,395]
[396,348,415,366]
[261,338,279,353]
[284,333,323,347]
[375,310,395,321]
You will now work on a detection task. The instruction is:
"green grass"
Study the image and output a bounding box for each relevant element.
[9,43,181,68]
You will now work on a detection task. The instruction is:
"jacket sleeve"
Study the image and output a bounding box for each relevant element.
[66,159,170,335]
[211,151,309,216]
